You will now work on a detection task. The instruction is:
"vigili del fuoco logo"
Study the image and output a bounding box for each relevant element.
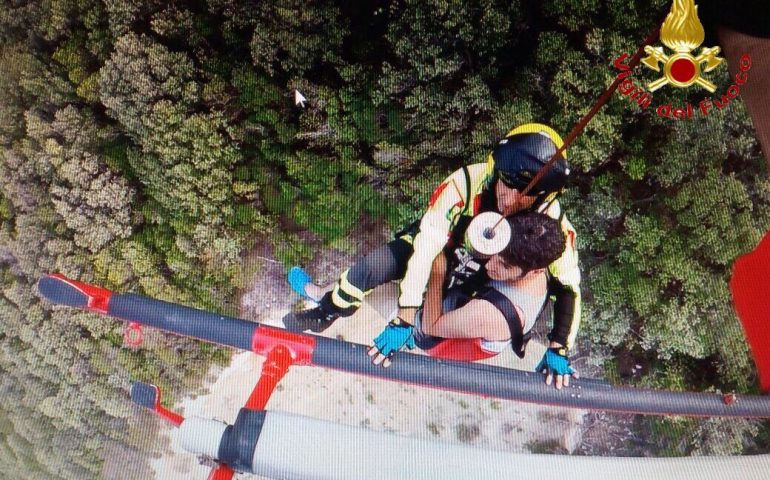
[612,0,752,120]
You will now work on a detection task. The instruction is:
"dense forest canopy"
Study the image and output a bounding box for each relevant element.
[0,0,768,477]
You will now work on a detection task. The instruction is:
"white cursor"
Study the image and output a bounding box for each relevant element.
[294,90,307,107]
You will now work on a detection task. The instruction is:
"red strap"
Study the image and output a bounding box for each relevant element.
[489,22,663,235]
[428,181,450,207]
[519,23,662,198]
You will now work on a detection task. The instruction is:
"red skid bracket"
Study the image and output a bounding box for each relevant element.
[251,325,315,364]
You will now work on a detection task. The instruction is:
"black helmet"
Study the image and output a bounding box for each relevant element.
[490,127,570,195]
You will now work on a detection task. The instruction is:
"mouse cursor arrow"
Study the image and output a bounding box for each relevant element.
[294,90,307,108]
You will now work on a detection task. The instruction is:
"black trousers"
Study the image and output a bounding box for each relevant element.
[327,226,417,315]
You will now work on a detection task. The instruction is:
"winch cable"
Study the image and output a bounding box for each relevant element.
[491,22,662,232]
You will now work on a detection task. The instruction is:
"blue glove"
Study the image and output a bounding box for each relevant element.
[536,348,575,376]
[373,321,416,357]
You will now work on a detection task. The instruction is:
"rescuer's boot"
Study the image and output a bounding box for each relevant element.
[282,292,344,333]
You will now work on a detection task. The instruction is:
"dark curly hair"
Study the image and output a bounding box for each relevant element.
[498,212,566,274]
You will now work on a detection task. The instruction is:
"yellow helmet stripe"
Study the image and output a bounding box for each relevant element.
[486,122,568,182]
[505,123,567,159]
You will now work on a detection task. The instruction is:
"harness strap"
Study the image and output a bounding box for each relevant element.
[476,286,529,358]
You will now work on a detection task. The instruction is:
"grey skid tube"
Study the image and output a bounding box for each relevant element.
[110,293,258,351]
[36,274,770,417]
[252,410,769,480]
[312,336,770,418]
[36,274,258,351]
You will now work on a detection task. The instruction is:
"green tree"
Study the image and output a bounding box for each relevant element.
[24,106,135,253]
[208,0,347,77]
[99,33,198,139]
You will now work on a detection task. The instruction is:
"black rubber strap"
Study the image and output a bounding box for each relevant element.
[389,316,413,327]
[461,165,471,216]
[218,409,266,472]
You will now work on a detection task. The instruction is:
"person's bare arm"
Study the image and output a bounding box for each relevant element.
[423,298,512,341]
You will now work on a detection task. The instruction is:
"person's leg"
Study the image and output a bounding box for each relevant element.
[327,237,413,314]
[718,26,770,171]
[303,280,333,302]
[283,237,413,332]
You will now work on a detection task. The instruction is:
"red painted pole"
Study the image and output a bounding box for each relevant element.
[244,345,294,411]
[207,465,235,480]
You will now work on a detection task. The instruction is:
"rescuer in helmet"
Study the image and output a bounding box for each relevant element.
[283,123,582,387]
